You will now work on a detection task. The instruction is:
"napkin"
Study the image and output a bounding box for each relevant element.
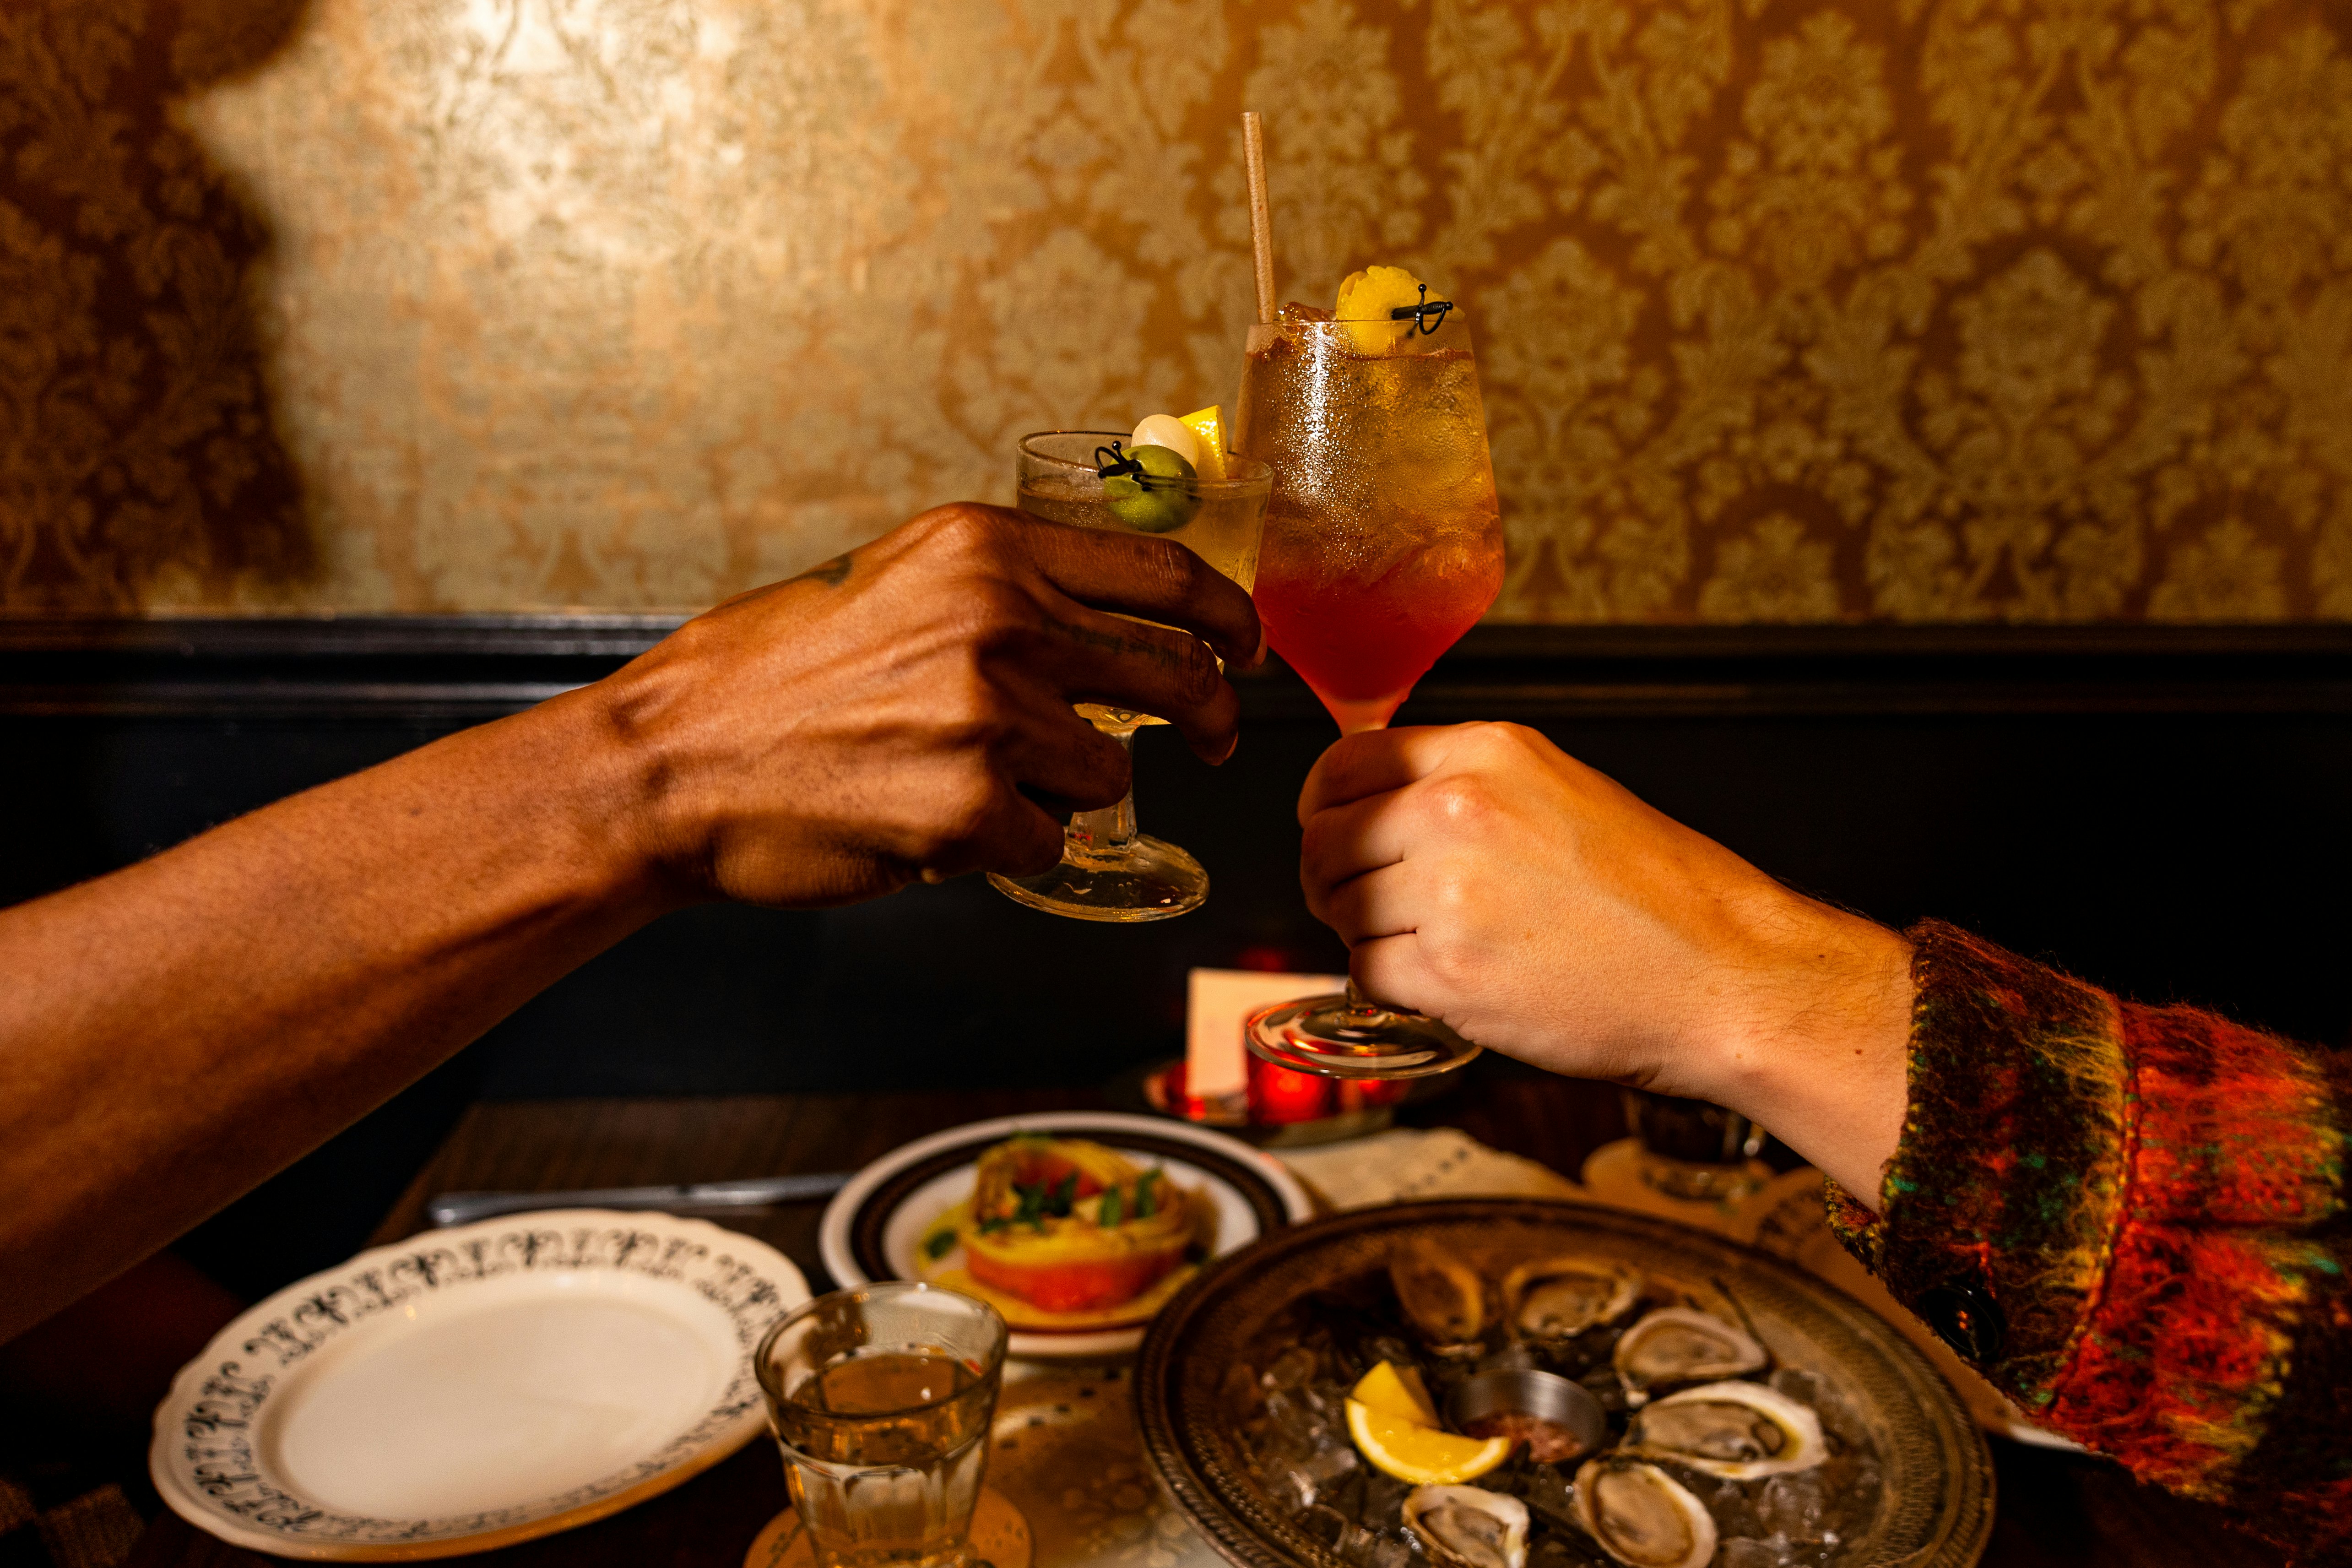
[1278,1126,1584,1211]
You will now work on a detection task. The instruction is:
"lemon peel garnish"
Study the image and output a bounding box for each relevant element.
[1334,265,1426,355]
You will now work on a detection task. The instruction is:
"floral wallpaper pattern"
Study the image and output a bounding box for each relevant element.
[3,0,2350,619]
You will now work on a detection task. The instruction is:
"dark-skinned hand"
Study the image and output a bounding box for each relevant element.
[599,501,1264,907]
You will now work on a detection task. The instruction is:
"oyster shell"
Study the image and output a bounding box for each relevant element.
[1401,1485,1529,1568]
[1610,1307,1767,1405]
[1389,1241,1486,1352]
[1501,1257,1638,1341]
[1570,1457,1717,1568]
[1624,1380,1826,1479]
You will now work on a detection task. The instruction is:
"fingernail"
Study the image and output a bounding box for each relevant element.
[1253,621,1270,667]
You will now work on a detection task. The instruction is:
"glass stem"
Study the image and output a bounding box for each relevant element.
[1069,731,1139,851]
[1340,980,1392,1020]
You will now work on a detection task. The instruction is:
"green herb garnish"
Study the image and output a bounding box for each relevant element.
[1133,1168,1160,1220]
[923,1227,958,1260]
[1097,1185,1124,1227]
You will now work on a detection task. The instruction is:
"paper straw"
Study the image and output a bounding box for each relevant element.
[1242,111,1275,326]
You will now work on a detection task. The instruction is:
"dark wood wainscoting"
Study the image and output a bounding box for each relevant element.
[6,617,2349,1292]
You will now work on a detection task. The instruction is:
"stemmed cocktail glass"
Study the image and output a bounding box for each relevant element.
[987,432,1273,922]
[1234,306,1507,1077]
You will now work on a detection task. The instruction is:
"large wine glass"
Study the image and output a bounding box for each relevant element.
[987,432,1273,922]
[1234,306,1506,1076]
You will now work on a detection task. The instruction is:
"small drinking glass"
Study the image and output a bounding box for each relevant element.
[1620,1089,1768,1201]
[756,1282,1009,1568]
[987,432,1273,922]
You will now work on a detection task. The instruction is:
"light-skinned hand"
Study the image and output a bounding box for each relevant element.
[1296,722,1913,1202]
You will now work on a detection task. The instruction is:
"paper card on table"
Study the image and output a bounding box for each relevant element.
[1185,967,1348,1099]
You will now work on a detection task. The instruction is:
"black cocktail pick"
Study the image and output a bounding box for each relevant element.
[1388,282,1454,336]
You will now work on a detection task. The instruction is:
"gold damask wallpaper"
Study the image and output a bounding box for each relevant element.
[4,0,2351,619]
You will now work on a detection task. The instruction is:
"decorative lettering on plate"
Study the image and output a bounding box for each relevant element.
[240,1319,314,1367]
[291,1287,352,1332]
[182,1363,273,1436]
[352,1269,399,1310]
[608,1228,652,1271]
[393,1247,456,1290]
[511,1228,563,1268]
[701,1256,785,1326]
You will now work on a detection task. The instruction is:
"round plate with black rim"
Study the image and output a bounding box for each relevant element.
[819,1111,1315,1360]
[1133,1199,1994,1568]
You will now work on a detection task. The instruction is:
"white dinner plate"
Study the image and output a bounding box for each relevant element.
[820,1112,1314,1359]
[151,1209,809,1560]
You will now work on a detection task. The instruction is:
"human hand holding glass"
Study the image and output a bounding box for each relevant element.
[1292,719,1914,1202]
[988,431,1273,921]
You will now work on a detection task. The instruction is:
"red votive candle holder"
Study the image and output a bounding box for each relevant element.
[1154,1053,1409,1128]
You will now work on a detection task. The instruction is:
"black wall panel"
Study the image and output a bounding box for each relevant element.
[5,619,2347,1296]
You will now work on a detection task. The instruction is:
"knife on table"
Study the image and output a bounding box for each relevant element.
[427,1172,854,1228]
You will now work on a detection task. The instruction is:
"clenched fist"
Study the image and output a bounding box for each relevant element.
[1295,722,1913,1202]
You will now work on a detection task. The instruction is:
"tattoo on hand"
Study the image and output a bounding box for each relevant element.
[1046,616,1181,669]
[792,554,853,587]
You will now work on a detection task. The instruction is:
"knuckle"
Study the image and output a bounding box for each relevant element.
[960,579,1039,640]
[940,674,1012,746]
[1418,924,1476,990]
[927,775,1003,851]
[1138,536,1208,602]
[1460,720,1531,761]
[1429,868,1476,917]
[1171,634,1224,706]
[1420,773,1496,828]
[918,503,1007,559]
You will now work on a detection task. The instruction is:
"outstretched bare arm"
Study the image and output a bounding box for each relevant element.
[0,504,1262,1343]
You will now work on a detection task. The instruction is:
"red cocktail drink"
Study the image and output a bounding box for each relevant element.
[1236,317,1503,734]
[1253,526,1504,733]
[1233,299,1506,1079]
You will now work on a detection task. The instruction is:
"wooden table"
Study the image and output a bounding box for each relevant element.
[130,1059,2282,1568]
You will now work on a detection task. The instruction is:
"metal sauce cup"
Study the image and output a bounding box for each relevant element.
[1445,1368,1610,1463]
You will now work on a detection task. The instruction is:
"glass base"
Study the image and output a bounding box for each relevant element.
[1245,993,1481,1080]
[988,834,1206,922]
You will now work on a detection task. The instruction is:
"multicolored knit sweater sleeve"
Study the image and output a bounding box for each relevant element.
[1825,920,2352,1564]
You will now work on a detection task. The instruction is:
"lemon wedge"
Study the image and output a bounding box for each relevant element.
[1177,405,1229,481]
[1344,1399,1513,1485]
[1349,1361,1440,1425]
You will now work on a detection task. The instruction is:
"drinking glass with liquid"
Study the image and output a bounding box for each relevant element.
[757,1282,1010,1568]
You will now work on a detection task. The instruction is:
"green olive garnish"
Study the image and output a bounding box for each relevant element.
[1103,444,1199,533]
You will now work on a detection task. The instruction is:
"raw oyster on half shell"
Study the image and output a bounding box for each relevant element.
[1500,1256,1638,1342]
[1611,1307,1767,1405]
[1623,1380,1826,1479]
[1570,1457,1717,1568]
[1401,1485,1529,1568]
[1389,1240,1487,1353]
